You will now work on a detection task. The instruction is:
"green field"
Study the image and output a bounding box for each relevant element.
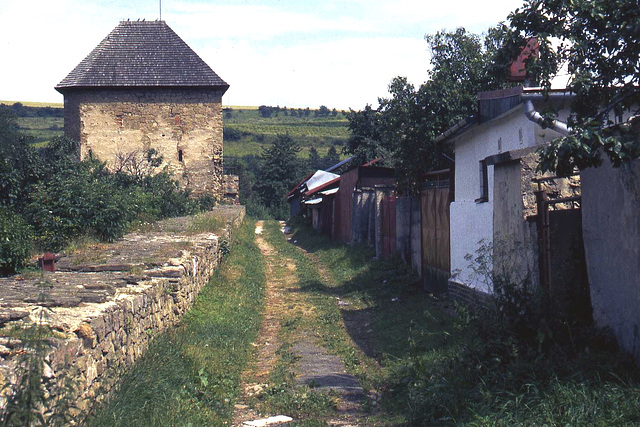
[223,107,349,158]
[16,116,64,145]
[4,102,350,158]
[0,100,63,108]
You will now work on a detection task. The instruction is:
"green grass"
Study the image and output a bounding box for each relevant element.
[280,219,640,426]
[186,211,227,235]
[262,219,453,426]
[87,218,266,426]
[15,117,63,145]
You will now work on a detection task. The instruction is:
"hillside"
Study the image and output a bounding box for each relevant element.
[223,106,349,159]
[0,101,350,157]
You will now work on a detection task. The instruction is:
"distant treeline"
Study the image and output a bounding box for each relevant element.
[239,105,345,118]
[0,102,64,118]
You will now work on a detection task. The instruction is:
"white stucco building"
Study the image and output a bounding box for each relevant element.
[440,86,572,295]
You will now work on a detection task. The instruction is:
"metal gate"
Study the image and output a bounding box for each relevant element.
[420,170,452,293]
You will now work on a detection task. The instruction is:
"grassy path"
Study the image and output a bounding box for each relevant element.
[233,221,371,426]
[87,219,266,426]
[85,217,637,426]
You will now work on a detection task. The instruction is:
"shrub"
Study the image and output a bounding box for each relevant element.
[223,127,244,141]
[0,207,33,275]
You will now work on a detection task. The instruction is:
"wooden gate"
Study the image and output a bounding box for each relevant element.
[381,195,396,256]
[420,171,451,293]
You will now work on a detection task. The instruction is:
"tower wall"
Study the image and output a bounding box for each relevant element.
[63,87,225,197]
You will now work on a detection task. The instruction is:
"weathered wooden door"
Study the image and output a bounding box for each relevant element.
[421,184,451,293]
[381,195,396,256]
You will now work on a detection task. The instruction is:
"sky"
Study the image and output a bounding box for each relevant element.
[0,0,525,110]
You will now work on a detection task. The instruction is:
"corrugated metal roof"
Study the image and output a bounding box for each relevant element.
[306,170,339,193]
[325,155,354,172]
[320,188,339,196]
[56,20,228,92]
[305,176,340,197]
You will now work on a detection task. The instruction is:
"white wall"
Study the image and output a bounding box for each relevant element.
[451,108,529,292]
[581,157,640,363]
[450,200,494,292]
[450,100,575,293]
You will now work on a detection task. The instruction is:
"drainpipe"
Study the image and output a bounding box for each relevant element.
[523,100,569,135]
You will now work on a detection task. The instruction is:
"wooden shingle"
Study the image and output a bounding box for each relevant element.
[56,20,228,92]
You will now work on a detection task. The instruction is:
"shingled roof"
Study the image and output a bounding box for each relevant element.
[56,20,228,92]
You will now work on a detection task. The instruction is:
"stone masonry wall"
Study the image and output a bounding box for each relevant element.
[0,206,245,423]
[64,88,225,197]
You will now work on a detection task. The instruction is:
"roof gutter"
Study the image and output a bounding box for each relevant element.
[522,100,569,135]
[434,114,477,144]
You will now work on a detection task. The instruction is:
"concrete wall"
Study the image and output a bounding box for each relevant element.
[582,157,640,362]
[493,160,539,287]
[64,87,225,197]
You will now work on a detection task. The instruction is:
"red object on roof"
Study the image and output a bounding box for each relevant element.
[509,38,539,82]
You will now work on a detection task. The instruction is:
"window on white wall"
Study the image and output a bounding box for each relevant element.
[476,159,489,203]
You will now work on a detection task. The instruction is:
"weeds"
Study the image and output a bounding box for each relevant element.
[286,220,640,426]
[186,211,226,235]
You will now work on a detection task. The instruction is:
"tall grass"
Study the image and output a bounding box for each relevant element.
[87,218,265,426]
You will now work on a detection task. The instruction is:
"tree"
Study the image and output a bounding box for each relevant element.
[307,146,322,171]
[258,105,273,118]
[346,27,511,190]
[255,134,302,218]
[508,0,640,175]
[318,105,330,117]
[0,108,43,209]
[345,105,384,164]
[323,145,341,170]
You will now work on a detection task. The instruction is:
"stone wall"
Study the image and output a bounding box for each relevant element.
[63,87,225,197]
[0,206,245,423]
[222,174,240,204]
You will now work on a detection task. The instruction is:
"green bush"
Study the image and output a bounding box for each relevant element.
[0,207,33,275]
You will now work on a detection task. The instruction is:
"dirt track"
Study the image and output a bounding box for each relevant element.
[233,221,367,427]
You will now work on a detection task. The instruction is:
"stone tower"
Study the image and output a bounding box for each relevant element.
[56,20,229,197]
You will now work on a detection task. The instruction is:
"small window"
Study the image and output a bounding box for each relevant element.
[178,149,183,162]
[476,160,488,203]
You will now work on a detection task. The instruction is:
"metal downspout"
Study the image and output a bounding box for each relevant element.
[523,100,569,135]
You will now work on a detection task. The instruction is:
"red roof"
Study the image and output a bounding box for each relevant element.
[509,38,539,82]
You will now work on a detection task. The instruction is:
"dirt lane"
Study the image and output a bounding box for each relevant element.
[232,221,367,427]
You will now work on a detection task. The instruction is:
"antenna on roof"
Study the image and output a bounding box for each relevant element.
[159,0,162,21]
